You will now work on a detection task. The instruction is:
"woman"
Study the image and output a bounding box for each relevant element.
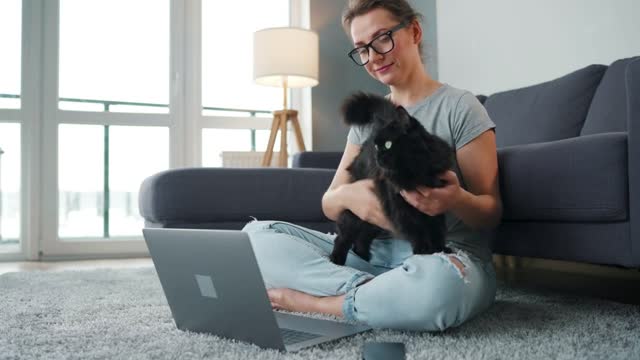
[242,0,501,331]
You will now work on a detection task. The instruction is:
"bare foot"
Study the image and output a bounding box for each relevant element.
[267,288,322,313]
[267,288,346,318]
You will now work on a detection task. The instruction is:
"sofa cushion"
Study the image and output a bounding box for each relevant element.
[292,151,342,169]
[484,64,607,148]
[139,167,335,224]
[498,132,628,222]
[581,56,640,135]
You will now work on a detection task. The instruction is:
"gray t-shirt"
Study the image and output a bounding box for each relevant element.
[347,84,496,262]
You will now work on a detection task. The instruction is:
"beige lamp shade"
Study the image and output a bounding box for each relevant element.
[253,27,319,88]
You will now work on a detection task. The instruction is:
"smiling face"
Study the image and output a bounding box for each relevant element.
[349,8,422,86]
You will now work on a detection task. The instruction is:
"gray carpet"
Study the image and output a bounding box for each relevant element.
[0,267,638,360]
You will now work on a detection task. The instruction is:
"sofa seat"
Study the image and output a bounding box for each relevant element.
[139,167,335,231]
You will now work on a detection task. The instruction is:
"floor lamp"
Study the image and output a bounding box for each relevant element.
[253,27,319,167]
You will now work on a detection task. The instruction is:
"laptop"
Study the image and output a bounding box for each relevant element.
[143,228,371,352]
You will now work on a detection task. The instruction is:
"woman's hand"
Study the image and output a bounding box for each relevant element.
[342,179,395,232]
[400,170,463,216]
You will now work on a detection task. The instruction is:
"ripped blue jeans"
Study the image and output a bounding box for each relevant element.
[242,220,497,331]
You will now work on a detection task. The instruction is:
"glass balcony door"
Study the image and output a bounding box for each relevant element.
[5,0,303,260]
[0,0,22,258]
[39,0,172,257]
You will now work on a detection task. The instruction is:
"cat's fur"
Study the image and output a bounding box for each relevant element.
[329,92,455,265]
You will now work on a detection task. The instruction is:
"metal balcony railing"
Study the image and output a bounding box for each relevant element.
[0,93,270,238]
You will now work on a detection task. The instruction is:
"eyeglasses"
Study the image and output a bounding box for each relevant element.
[348,21,409,66]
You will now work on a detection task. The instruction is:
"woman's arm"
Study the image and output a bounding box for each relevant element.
[322,142,395,231]
[401,130,502,230]
[450,130,502,229]
[321,142,360,221]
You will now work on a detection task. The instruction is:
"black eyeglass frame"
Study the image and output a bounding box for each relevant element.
[347,21,410,66]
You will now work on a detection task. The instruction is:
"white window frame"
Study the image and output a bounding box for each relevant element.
[39,0,173,258]
[0,0,310,261]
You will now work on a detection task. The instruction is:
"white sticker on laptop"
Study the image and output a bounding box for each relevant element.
[194,274,219,299]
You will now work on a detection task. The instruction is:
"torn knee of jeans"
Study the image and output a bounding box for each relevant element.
[449,256,467,277]
[436,252,470,284]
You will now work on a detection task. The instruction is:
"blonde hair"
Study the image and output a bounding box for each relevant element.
[341,0,424,57]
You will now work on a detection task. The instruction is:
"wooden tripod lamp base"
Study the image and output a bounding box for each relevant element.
[262,110,306,167]
[253,27,318,167]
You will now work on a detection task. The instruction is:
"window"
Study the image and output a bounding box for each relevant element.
[0,0,21,252]
[59,0,169,112]
[202,0,288,112]
[0,124,20,246]
[56,0,170,240]
[0,0,21,109]
[6,1,304,259]
[58,125,168,238]
[201,0,290,165]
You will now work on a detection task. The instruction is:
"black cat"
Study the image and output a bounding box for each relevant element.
[329,92,454,265]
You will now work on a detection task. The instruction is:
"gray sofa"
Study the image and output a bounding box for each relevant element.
[139,56,640,269]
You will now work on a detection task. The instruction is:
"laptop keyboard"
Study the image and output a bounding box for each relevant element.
[280,327,323,345]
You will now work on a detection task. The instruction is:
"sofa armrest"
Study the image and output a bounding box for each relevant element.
[498,132,628,222]
[626,57,640,266]
[292,151,342,169]
[139,167,335,225]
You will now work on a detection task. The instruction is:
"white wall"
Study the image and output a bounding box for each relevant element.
[437,0,640,95]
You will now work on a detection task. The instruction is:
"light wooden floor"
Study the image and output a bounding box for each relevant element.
[1,255,638,305]
[494,255,640,305]
[0,257,153,275]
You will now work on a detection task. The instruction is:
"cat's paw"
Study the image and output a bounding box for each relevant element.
[329,251,348,266]
[353,247,372,262]
[411,244,430,255]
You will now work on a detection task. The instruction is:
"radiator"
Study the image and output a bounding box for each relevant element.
[220,151,283,168]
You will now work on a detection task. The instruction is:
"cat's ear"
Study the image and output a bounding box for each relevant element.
[395,105,413,130]
[341,92,384,126]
